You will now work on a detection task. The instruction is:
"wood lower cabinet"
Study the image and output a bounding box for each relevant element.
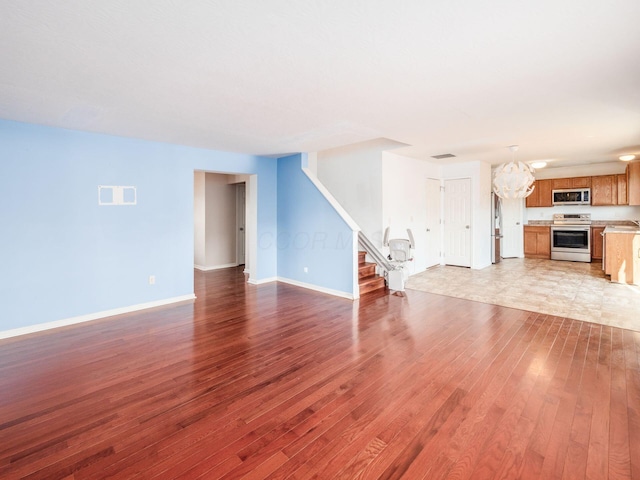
[591,226,605,260]
[591,175,617,206]
[627,161,640,206]
[526,179,553,207]
[524,225,551,259]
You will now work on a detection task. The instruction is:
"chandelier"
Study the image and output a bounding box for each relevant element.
[493,145,535,199]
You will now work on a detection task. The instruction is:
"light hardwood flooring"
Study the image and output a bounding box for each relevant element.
[406,258,640,332]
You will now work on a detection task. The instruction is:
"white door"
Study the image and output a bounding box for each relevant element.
[501,198,524,258]
[236,183,246,265]
[443,178,471,267]
[425,178,441,268]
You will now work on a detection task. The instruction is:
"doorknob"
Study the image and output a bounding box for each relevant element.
[465,225,470,229]
[239,227,244,231]
[426,228,430,232]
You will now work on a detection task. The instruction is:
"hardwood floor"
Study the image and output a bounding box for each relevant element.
[1,267,639,479]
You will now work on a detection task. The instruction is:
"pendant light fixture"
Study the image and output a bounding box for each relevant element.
[492,145,535,199]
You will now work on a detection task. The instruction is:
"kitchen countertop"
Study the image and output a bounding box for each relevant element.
[527,220,639,227]
[604,225,640,234]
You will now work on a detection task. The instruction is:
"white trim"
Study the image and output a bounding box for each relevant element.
[248,276,277,285]
[352,233,360,300]
[0,294,196,340]
[194,263,238,271]
[277,276,355,300]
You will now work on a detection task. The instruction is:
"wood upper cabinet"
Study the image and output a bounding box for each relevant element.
[572,176,592,188]
[628,161,640,206]
[617,174,628,205]
[591,175,617,206]
[525,179,553,207]
[523,225,551,259]
[591,226,605,260]
[551,176,591,189]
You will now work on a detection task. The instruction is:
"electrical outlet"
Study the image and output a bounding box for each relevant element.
[303,267,308,273]
[149,275,156,285]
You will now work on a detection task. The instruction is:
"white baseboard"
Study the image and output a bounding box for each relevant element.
[0,294,196,341]
[248,276,277,285]
[277,277,355,300]
[194,263,238,271]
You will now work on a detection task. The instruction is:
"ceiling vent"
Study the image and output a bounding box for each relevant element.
[431,153,456,159]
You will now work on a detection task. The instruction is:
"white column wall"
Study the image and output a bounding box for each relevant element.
[381,152,441,274]
[316,145,384,246]
[442,161,493,270]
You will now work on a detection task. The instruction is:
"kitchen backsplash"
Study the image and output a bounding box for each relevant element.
[523,204,640,223]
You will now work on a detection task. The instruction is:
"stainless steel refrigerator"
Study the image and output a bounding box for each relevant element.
[491,193,502,263]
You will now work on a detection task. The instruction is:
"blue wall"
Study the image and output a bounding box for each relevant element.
[277,154,354,295]
[0,121,356,334]
[0,120,277,331]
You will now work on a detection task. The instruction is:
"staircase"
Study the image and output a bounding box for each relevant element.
[358,251,386,295]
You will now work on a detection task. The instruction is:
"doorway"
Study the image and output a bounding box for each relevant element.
[194,172,253,277]
[443,178,471,267]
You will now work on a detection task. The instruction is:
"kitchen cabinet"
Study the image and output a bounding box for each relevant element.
[551,176,591,189]
[604,229,640,285]
[523,225,551,259]
[525,179,553,207]
[617,174,628,205]
[591,226,605,260]
[627,161,640,206]
[591,175,617,206]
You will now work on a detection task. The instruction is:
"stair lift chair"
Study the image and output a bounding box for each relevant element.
[383,227,415,292]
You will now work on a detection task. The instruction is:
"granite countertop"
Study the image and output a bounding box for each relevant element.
[527,220,639,227]
[604,225,640,234]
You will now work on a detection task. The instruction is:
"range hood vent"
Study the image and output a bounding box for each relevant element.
[431,153,456,159]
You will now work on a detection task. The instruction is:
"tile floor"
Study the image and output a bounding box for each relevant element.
[405,257,640,332]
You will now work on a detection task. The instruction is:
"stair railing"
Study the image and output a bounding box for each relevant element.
[358,231,392,273]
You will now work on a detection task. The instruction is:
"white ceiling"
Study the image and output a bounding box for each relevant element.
[1,0,639,168]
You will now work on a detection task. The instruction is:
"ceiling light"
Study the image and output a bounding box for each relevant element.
[493,145,535,199]
[619,154,636,161]
[530,161,547,169]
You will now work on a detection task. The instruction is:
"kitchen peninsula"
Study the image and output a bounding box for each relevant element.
[603,224,640,285]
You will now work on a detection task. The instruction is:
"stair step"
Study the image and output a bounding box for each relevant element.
[359,275,386,295]
[357,251,386,295]
[358,262,376,279]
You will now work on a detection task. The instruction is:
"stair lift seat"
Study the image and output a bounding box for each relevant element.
[383,228,415,291]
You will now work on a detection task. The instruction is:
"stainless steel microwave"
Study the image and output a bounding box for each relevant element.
[552,188,590,205]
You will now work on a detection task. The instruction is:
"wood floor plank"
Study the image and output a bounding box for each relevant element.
[0,267,638,479]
